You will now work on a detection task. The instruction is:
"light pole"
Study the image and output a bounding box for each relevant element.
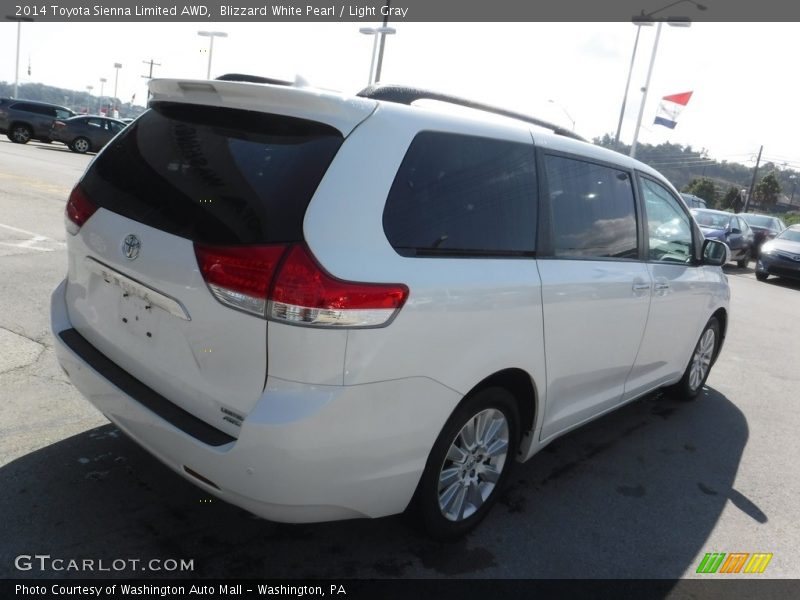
[548,99,576,131]
[112,63,122,117]
[99,77,107,114]
[197,31,227,79]
[359,26,396,85]
[615,0,706,156]
[5,15,33,99]
[86,86,94,114]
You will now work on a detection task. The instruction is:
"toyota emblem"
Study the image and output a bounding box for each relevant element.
[122,234,141,260]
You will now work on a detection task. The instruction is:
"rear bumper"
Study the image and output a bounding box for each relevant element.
[51,279,460,522]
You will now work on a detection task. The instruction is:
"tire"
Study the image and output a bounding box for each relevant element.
[737,249,750,269]
[71,137,91,154]
[412,387,520,540]
[9,124,32,144]
[756,272,769,282]
[670,317,720,401]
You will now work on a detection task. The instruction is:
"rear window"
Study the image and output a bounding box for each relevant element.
[80,102,343,245]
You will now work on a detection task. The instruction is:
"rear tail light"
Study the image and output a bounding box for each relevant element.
[194,243,408,327]
[52,120,66,129]
[65,185,98,235]
[194,243,287,317]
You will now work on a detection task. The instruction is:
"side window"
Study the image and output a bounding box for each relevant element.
[383,131,537,257]
[56,109,72,120]
[544,155,638,259]
[87,118,103,128]
[641,177,693,263]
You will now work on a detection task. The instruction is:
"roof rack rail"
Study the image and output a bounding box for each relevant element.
[215,73,294,86]
[357,84,586,142]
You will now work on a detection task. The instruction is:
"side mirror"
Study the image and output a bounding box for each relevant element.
[702,239,730,267]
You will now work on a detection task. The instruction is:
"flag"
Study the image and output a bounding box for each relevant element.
[654,91,693,129]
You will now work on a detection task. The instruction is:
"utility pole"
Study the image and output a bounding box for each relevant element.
[141,59,161,102]
[744,145,763,214]
[373,0,391,83]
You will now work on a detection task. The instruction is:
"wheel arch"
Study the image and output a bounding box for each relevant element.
[710,307,727,366]
[464,368,538,458]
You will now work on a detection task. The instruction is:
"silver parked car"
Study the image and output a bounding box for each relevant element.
[51,77,731,539]
[49,115,127,153]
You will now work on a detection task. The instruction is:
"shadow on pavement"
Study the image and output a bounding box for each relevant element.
[0,387,752,581]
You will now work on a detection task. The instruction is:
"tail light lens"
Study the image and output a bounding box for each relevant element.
[268,244,408,327]
[194,243,287,317]
[65,185,98,235]
[52,120,66,129]
[194,243,408,327]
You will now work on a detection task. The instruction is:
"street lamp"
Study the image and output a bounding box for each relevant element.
[99,77,107,114]
[86,85,94,114]
[112,63,122,117]
[359,26,396,85]
[197,31,227,79]
[4,15,34,99]
[548,99,575,131]
[614,0,707,156]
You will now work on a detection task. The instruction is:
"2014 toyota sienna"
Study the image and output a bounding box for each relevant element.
[51,76,731,539]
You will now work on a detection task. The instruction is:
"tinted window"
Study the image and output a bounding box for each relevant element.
[642,178,693,263]
[544,155,638,259]
[383,131,537,257]
[80,103,343,245]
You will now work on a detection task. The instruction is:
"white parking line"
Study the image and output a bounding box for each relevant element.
[0,222,66,252]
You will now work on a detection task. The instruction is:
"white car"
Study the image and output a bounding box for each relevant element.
[51,76,731,539]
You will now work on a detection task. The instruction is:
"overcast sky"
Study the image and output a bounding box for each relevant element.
[1,21,798,170]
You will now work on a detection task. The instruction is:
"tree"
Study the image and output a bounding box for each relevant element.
[721,186,744,213]
[683,177,718,207]
[754,172,781,207]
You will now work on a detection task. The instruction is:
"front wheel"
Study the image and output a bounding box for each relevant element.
[670,317,720,401]
[412,387,519,540]
[756,271,769,282]
[737,249,750,269]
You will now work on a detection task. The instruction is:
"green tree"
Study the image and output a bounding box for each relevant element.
[683,177,718,207]
[721,186,744,212]
[754,172,781,207]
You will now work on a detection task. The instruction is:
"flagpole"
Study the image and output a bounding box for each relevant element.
[630,21,662,159]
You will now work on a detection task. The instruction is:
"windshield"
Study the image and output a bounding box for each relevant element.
[742,214,778,229]
[692,210,730,230]
[777,229,800,243]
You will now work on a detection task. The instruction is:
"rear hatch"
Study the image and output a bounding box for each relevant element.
[62,79,375,437]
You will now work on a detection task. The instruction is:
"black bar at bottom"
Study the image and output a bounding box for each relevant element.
[58,328,236,447]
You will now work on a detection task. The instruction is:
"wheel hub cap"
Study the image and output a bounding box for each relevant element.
[438,408,509,522]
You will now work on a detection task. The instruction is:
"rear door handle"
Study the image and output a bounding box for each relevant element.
[632,282,651,295]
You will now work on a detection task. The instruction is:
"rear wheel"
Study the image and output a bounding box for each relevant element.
[9,124,32,144]
[412,387,519,540]
[71,137,91,153]
[670,317,720,401]
[756,272,769,282]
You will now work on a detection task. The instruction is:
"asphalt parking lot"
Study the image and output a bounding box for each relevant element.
[1,138,799,581]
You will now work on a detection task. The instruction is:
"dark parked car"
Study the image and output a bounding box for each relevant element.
[681,193,708,209]
[0,98,75,144]
[755,225,800,282]
[739,213,786,257]
[50,115,127,153]
[691,208,755,268]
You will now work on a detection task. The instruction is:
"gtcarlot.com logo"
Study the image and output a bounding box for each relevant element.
[696,552,773,574]
[14,554,195,573]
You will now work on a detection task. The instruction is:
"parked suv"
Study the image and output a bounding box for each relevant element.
[0,98,75,144]
[51,77,731,539]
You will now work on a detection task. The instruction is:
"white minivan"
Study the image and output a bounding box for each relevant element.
[51,77,731,539]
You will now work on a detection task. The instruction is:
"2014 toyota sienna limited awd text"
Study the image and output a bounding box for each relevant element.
[51,76,731,539]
